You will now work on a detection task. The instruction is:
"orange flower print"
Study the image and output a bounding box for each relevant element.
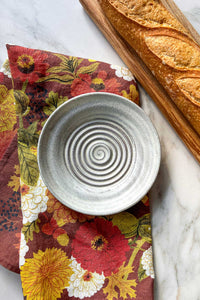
[41,217,69,247]
[46,191,94,226]
[7,45,49,84]
[20,184,30,196]
[71,70,121,97]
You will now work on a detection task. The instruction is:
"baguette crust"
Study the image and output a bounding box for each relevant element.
[100,0,200,135]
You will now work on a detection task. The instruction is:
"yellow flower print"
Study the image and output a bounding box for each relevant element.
[122,84,139,105]
[0,85,16,132]
[21,248,73,300]
[17,54,34,69]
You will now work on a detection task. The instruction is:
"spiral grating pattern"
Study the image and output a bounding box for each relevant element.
[38,93,161,215]
[65,119,135,187]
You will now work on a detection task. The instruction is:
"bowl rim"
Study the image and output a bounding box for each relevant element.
[37,92,161,215]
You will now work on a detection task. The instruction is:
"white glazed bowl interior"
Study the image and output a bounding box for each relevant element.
[38,92,161,215]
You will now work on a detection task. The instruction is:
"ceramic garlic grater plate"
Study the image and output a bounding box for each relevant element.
[38,92,161,215]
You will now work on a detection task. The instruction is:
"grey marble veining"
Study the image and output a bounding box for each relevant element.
[0,1,200,300]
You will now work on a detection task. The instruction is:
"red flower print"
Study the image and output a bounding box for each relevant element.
[72,218,130,276]
[71,70,121,97]
[7,45,49,84]
[42,217,65,238]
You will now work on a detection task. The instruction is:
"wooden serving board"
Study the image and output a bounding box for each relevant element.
[79,0,200,163]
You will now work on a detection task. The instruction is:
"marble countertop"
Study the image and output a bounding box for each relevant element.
[0,1,200,299]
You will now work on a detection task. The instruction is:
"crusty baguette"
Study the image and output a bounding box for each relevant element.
[99,0,200,136]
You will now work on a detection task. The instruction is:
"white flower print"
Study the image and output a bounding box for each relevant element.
[110,65,134,81]
[67,257,105,299]
[19,233,29,267]
[141,246,155,278]
[0,59,11,78]
[21,176,49,224]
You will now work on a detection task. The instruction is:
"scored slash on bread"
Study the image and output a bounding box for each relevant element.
[99,0,200,136]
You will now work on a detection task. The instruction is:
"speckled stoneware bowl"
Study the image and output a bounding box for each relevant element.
[38,92,161,215]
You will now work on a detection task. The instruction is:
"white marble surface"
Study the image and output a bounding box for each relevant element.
[0,1,200,299]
